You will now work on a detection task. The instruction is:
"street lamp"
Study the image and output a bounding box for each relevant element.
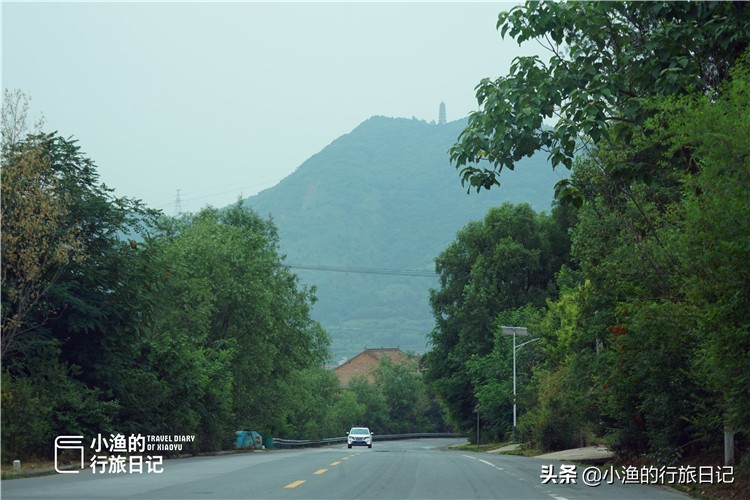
[500,326,540,443]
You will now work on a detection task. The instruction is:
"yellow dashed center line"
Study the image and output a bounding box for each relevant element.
[283,455,358,490]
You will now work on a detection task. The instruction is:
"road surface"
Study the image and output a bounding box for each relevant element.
[1,438,689,499]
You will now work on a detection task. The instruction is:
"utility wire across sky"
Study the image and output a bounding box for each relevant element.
[285,264,437,277]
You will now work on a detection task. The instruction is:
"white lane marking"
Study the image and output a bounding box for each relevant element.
[461,454,477,460]
[478,458,504,471]
[549,495,569,500]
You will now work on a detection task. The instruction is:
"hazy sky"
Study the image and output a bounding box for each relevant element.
[3,1,541,214]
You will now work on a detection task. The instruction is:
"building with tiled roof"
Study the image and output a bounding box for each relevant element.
[333,347,413,388]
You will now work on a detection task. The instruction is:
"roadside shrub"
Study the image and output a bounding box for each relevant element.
[520,365,587,452]
[1,372,51,462]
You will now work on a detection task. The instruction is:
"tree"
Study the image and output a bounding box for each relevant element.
[348,376,389,434]
[668,58,750,436]
[1,89,45,149]
[2,131,158,370]
[559,138,700,458]
[153,204,330,441]
[1,119,336,458]
[2,127,162,458]
[1,136,84,357]
[466,305,545,444]
[450,2,750,201]
[441,0,750,473]
[278,367,342,439]
[373,356,433,433]
[425,203,573,434]
[1,92,81,358]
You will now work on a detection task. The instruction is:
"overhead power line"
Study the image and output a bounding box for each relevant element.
[153,178,281,210]
[285,263,436,277]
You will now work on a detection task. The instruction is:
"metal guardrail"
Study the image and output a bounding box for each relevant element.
[271,432,462,449]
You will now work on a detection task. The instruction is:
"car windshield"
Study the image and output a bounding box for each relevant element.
[350,428,369,434]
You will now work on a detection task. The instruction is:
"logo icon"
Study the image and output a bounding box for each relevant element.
[54,435,84,473]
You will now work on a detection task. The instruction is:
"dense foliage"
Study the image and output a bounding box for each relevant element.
[451,1,750,203]
[4,4,748,485]
[244,116,563,361]
[428,0,750,482]
[424,203,574,438]
[0,98,447,461]
[1,127,330,457]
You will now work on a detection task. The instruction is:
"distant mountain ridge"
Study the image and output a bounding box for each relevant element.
[241,116,566,362]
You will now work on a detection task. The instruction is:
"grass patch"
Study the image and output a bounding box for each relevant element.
[451,442,504,452]
[500,447,542,457]
[449,440,544,457]
[1,460,61,480]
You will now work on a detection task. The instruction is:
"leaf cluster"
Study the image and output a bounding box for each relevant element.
[451,1,750,205]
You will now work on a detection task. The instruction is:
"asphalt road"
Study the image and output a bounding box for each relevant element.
[1,438,690,499]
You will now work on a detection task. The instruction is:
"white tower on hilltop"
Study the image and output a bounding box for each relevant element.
[438,101,446,125]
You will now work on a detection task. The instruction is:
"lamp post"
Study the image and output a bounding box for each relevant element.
[500,326,539,443]
[473,406,480,448]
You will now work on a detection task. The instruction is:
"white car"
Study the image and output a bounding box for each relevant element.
[346,427,373,449]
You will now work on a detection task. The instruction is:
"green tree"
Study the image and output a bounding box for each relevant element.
[1,100,83,358]
[519,363,587,452]
[278,367,341,439]
[450,1,750,200]
[561,145,699,458]
[2,131,160,459]
[465,305,545,443]
[667,59,750,437]
[541,59,750,460]
[373,356,433,433]
[152,205,330,444]
[518,275,605,452]
[348,376,390,434]
[1,126,334,459]
[330,390,366,435]
[443,0,750,472]
[425,203,573,434]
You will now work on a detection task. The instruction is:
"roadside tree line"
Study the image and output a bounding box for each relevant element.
[0,92,445,462]
[425,0,750,476]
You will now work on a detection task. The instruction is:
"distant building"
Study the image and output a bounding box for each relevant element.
[438,101,446,125]
[334,347,413,388]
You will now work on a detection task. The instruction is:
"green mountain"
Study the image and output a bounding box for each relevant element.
[242,116,565,362]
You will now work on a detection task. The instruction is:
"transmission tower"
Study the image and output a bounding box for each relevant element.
[173,189,182,216]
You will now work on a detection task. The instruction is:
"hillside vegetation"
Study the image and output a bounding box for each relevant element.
[242,116,565,361]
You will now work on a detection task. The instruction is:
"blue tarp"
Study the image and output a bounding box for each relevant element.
[234,431,250,449]
[234,430,263,449]
[249,431,262,449]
